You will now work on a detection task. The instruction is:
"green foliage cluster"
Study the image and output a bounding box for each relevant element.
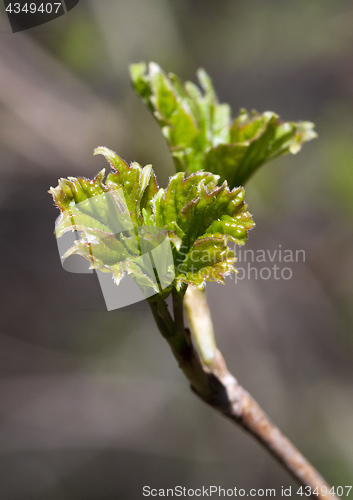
[130,62,316,188]
[50,147,253,291]
[50,63,316,297]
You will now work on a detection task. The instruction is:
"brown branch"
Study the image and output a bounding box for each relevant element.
[148,287,337,500]
[201,349,335,500]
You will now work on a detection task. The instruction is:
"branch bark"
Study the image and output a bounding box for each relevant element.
[148,286,336,500]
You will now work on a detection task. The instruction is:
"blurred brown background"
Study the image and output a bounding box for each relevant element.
[0,1,352,498]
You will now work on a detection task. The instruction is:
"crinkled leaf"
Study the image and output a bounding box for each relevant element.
[94,147,158,223]
[49,148,162,295]
[130,63,317,188]
[49,149,254,293]
[150,170,254,289]
[175,236,236,289]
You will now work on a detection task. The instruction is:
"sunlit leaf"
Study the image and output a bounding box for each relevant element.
[130,63,317,188]
[50,148,255,293]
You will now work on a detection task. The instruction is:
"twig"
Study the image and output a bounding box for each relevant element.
[148,286,337,500]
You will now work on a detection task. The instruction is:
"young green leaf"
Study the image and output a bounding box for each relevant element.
[130,62,317,188]
[49,148,255,294]
[151,170,254,289]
